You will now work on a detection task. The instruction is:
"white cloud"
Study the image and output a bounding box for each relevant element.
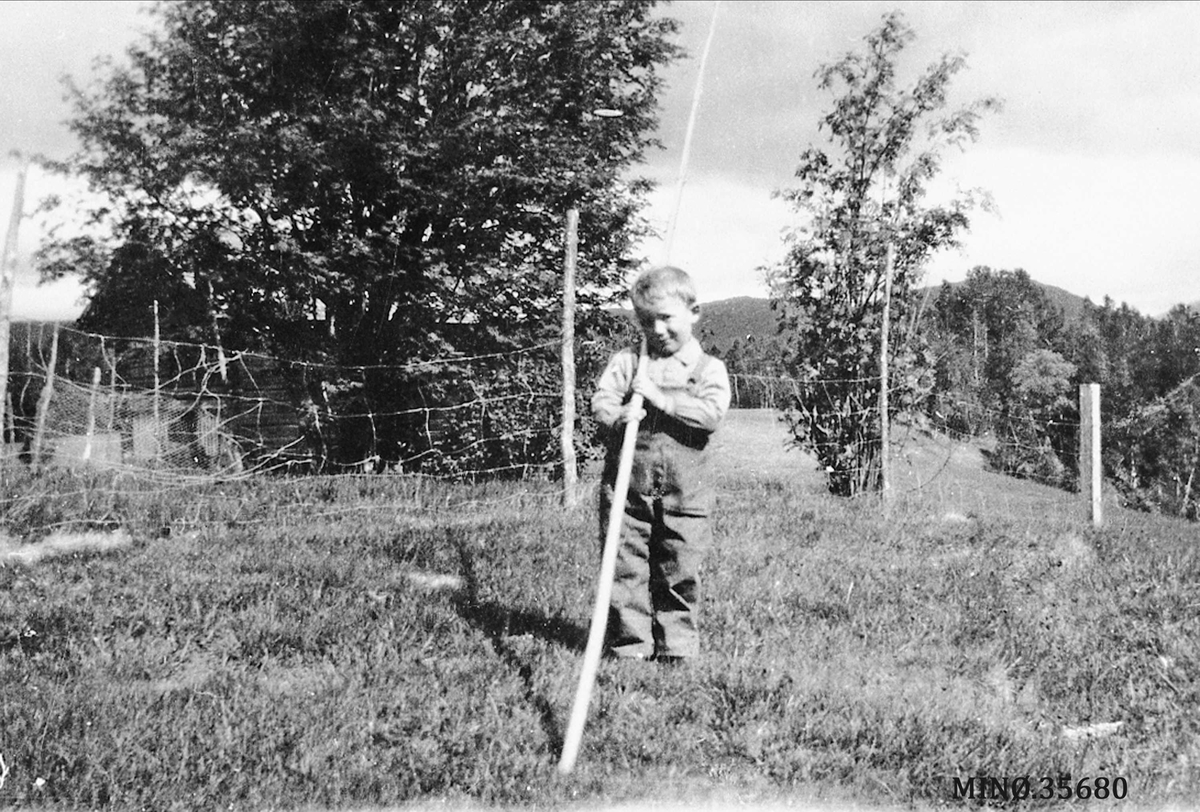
[927,147,1200,313]
[1,164,96,321]
[0,0,151,164]
[633,142,1200,315]
[11,275,86,322]
[645,1,1200,313]
[637,173,791,303]
[6,0,1200,321]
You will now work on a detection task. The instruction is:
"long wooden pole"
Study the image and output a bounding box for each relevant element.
[558,339,648,774]
[0,166,26,445]
[561,209,579,507]
[662,1,719,263]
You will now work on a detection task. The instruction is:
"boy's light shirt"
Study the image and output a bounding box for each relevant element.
[592,338,731,433]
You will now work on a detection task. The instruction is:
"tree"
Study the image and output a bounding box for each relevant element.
[924,266,1069,433]
[991,348,1077,487]
[766,12,999,495]
[1108,375,1200,520]
[1148,305,1200,399]
[38,0,681,472]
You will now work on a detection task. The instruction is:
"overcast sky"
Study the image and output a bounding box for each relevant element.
[3,0,1199,320]
[1,0,152,319]
[642,1,1200,314]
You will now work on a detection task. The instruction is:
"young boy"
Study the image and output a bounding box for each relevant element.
[591,266,731,662]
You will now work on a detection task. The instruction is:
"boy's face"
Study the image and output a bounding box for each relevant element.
[635,295,700,357]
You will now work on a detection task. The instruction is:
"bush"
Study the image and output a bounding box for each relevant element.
[1107,375,1200,519]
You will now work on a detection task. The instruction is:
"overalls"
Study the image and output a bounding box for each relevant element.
[601,354,716,659]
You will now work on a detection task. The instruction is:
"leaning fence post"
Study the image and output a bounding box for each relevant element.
[1079,383,1102,527]
[31,323,60,472]
[104,342,118,434]
[0,166,25,449]
[83,366,101,462]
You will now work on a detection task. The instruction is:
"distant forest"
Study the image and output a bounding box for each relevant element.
[698,267,1200,520]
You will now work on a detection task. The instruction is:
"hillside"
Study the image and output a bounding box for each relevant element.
[920,278,1090,322]
[696,296,777,355]
[1038,282,1091,321]
[693,278,1097,355]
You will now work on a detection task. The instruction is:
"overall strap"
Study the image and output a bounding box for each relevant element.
[687,352,712,384]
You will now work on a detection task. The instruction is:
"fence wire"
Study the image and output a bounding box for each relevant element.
[4,323,565,481]
[0,322,1109,540]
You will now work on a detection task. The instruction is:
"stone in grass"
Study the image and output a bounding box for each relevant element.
[1061,721,1123,741]
[0,528,133,565]
[404,570,465,592]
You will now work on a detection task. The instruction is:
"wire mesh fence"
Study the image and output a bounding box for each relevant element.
[4,323,568,481]
[0,320,1120,541]
[3,322,1092,484]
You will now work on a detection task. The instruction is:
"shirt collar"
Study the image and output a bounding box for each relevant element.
[671,338,702,366]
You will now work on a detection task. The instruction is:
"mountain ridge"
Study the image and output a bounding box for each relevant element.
[690,279,1190,355]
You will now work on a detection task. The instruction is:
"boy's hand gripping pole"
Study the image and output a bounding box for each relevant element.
[558,339,648,774]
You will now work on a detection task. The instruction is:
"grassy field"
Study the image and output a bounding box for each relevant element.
[1,410,1197,810]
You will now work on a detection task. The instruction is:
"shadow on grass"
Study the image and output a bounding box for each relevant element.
[452,536,587,755]
[450,532,587,653]
[454,598,587,653]
[979,445,1076,492]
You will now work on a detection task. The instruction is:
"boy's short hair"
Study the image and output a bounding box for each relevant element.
[630,266,698,310]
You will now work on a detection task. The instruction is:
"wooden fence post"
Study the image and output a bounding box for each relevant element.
[83,366,101,461]
[0,165,26,447]
[1079,383,1102,527]
[103,340,117,433]
[561,208,579,507]
[3,392,12,448]
[879,241,894,504]
[30,323,60,472]
[153,299,161,438]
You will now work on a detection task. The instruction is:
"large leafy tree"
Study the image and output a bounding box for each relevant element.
[39,0,680,472]
[1109,375,1200,520]
[926,267,1068,432]
[767,12,999,495]
[923,267,1077,485]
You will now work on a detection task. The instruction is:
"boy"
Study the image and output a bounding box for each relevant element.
[591,266,731,662]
